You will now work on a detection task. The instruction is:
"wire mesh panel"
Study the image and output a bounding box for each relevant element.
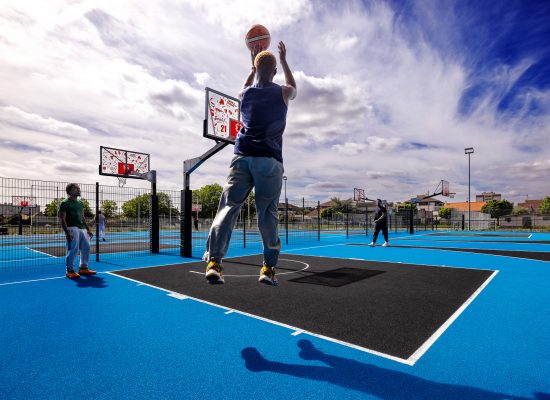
[158,189,182,256]
[0,177,97,270]
[280,199,321,244]
[0,177,174,270]
[95,184,152,262]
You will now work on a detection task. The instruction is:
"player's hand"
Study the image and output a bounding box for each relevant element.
[65,232,72,242]
[278,41,287,62]
[87,230,93,239]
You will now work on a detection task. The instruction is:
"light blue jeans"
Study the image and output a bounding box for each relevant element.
[66,226,90,271]
[204,155,283,267]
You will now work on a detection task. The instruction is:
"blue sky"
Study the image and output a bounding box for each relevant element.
[0,0,548,203]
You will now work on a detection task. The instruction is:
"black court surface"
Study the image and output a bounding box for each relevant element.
[113,254,496,362]
[426,232,531,238]
[347,244,550,262]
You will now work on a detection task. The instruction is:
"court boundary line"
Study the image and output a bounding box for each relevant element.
[106,270,416,365]
[407,269,499,364]
[106,253,499,366]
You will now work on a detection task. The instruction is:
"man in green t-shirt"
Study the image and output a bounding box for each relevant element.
[58,183,96,279]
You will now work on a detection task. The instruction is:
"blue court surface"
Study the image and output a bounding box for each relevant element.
[1,231,549,399]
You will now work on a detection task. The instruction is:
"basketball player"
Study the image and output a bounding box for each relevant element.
[58,183,97,278]
[369,199,390,247]
[203,41,297,285]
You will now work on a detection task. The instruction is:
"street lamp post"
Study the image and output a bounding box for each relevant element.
[465,147,474,231]
[283,176,288,244]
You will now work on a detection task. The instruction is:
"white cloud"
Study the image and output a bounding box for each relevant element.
[0,0,548,204]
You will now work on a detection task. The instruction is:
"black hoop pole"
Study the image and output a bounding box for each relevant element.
[96,182,100,261]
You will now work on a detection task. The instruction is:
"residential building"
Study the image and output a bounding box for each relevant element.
[476,192,501,202]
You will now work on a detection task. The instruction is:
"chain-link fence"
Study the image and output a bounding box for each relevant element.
[0,177,182,270]
[2,176,549,270]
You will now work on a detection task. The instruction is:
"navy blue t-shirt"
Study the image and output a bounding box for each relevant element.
[234,82,287,162]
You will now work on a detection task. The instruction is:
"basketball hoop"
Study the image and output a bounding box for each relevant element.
[117,176,127,188]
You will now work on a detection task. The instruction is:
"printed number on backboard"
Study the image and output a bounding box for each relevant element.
[209,94,240,140]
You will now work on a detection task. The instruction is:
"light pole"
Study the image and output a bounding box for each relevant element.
[465,147,474,231]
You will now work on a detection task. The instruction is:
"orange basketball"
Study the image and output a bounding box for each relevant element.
[245,24,271,51]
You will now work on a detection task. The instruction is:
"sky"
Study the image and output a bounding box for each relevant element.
[1,0,549,204]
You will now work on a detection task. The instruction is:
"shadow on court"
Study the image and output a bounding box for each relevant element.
[242,340,546,400]
[74,275,108,289]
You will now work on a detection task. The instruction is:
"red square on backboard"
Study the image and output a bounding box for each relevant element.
[118,163,135,175]
[229,119,243,139]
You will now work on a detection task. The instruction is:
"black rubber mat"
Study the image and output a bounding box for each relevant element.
[112,254,494,360]
[31,242,176,257]
[289,267,384,287]
[347,244,550,262]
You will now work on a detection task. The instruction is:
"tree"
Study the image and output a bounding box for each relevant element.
[122,193,179,218]
[122,194,150,218]
[101,200,118,218]
[539,196,550,214]
[194,184,223,219]
[481,199,513,224]
[44,198,94,218]
[330,197,352,213]
[81,198,95,218]
[158,192,179,216]
[44,198,64,217]
[438,207,452,219]
[397,203,417,212]
[512,206,529,215]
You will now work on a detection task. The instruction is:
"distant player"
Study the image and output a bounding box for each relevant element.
[369,199,389,247]
[95,211,106,241]
[58,183,97,278]
[203,41,297,285]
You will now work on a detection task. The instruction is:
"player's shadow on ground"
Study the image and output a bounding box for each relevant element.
[74,275,108,289]
[242,340,547,400]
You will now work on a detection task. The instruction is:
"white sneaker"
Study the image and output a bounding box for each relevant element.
[368,242,375,247]
[382,242,389,247]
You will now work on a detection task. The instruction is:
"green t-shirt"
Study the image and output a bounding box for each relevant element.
[59,198,86,229]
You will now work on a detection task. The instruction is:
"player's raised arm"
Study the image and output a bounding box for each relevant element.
[241,45,261,93]
[278,41,296,104]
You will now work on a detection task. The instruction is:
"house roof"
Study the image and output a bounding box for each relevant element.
[444,201,486,212]
[517,199,543,211]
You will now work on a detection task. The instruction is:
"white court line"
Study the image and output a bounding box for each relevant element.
[407,270,499,364]
[167,292,188,300]
[282,243,346,252]
[106,269,415,365]
[25,247,59,258]
[189,258,309,277]
[0,276,66,286]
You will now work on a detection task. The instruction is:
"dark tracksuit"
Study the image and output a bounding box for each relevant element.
[372,205,388,243]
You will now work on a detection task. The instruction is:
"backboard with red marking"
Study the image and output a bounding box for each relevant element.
[99,146,150,179]
[12,196,36,208]
[204,87,241,144]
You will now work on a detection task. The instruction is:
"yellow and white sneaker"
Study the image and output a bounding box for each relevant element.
[258,264,278,286]
[205,260,224,284]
